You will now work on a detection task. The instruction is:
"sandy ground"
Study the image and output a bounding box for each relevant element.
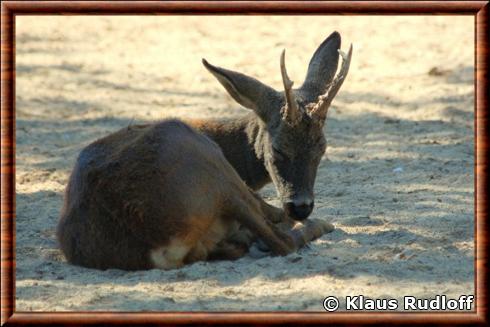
[15,16,474,311]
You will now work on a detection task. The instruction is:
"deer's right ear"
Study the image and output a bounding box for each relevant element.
[202,59,278,119]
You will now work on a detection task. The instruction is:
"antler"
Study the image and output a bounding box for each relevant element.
[309,44,353,121]
[280,49,301,125]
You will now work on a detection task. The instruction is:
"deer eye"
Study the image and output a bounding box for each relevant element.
[272,146,288,161]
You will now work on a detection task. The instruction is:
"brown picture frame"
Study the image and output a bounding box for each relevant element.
[1,1,488,325]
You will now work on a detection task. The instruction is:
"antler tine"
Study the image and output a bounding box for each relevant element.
[310,44,353,120]
[280,49,301,124]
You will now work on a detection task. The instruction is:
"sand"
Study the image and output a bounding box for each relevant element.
[15,15,474,311]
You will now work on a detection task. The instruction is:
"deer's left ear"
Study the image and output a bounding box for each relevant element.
[202,59,280,121]
[300,32,341,102]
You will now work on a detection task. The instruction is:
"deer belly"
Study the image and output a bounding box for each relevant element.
[149,217,239,269]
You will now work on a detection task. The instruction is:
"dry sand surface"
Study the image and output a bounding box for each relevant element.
[15,16,474,311]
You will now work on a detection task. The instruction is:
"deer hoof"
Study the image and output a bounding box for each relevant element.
[306,218,335,236]
[249,242,271,258]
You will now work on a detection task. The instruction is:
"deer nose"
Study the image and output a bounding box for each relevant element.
[284,201,314,221]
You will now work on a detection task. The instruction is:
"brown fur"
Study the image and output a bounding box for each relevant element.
[58,32,349,270]
[57,119,331,270]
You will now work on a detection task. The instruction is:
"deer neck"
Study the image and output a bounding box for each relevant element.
[188,113,271,191]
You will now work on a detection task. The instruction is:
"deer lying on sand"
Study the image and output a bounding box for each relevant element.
[57,32,352,270]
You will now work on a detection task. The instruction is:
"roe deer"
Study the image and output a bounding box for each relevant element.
[57,31,352,270]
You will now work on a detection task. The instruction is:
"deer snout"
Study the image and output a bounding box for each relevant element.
[284,200,314,221]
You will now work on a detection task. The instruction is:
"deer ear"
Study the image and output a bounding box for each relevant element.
[202,59,279,118]
[300,31,341,102]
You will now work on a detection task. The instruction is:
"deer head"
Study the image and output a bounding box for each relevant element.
[203,32,352,221]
